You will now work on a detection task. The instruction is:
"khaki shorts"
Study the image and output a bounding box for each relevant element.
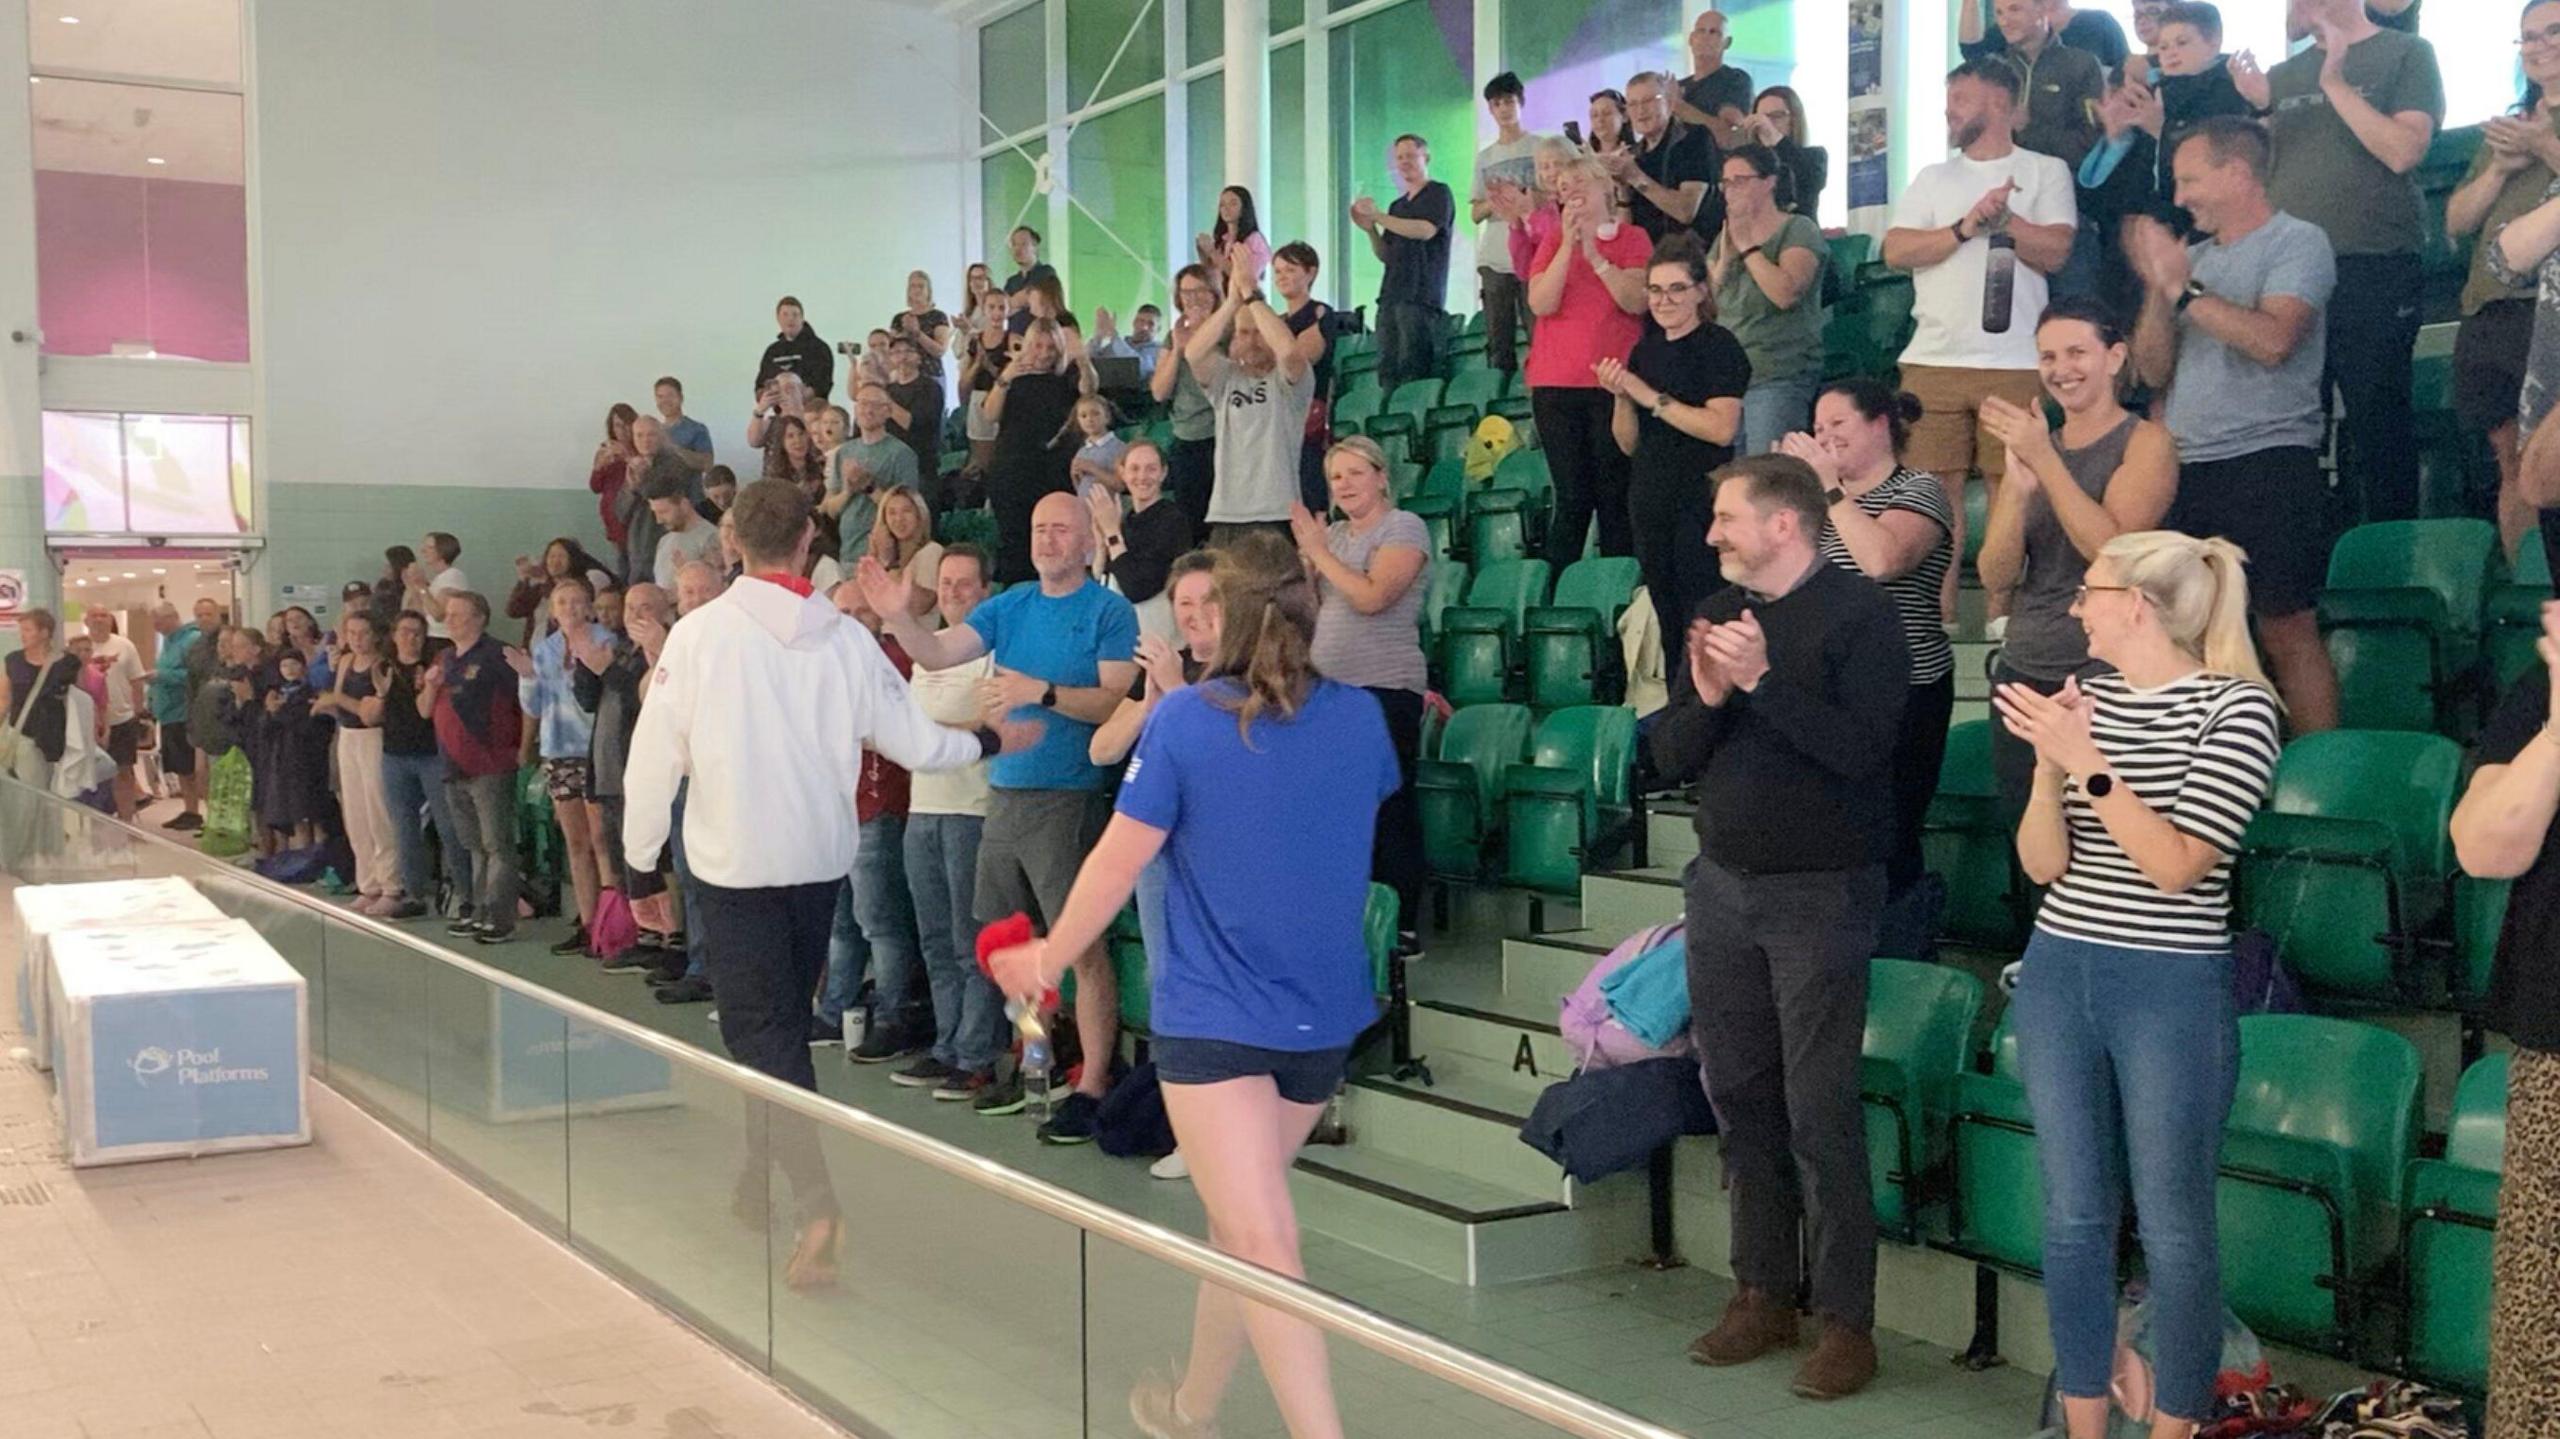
[1899,364,2048,484]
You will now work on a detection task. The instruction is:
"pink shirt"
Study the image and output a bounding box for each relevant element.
[1523,222,1652,391]
[1506,206,1560,281]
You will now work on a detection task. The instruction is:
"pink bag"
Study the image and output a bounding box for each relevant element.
[588,888,640,959]
[1558,920,1694,1071]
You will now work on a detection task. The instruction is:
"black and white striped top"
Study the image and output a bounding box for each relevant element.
[2036,671,2283,954]
[1817,466,1954,685]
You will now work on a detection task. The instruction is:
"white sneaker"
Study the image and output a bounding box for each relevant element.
[1150,1150,1190,1182]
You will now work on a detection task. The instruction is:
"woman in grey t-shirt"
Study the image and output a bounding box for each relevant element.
[1293,435,1431,945]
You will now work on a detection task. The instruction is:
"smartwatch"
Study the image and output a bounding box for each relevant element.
[1040,682,1059,709]
[2084,772,2116,799]
[973,725,1004,759]
[1824,486,1848,507]
[2175,279,2207,315]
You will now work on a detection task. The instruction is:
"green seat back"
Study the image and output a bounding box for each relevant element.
[2453,874,2509,1009]
[938,508,998,550]
[2241,731,2457,1000]
[1491,446,1553,500]
[1547,556,1641,623]
[1438,630,1509,707]
[2445,1051,2511,1173]
[2324,519,2499,647]
[2263,730,2460,887]
[1418,758,1486,879]
[1468,510,1527,565]
[1420,558,1469,650]
[1523,629,1600,711]
[2232,1013,2406,1280]
[1500,765,1591,895]
[1950,1013,2043,1271]
[1861,959,1984,1232]
[1442,366,1509,413]
[1527,706,1636,818]
[2400,1034,2507,1389]
[1363,883,1399,996]
[1435,703,1533,819]
[2327,627,2441,733]
[1383,377,1446,422]
[1464,558,1552,638]
[1921,721,2022,947]
[1333,381,1385,432]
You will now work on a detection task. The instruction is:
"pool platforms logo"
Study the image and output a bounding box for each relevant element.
[128,1046,270,1087]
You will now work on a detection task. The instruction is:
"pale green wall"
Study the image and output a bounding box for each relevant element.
[257,482,605,627]
[0,471,51,615]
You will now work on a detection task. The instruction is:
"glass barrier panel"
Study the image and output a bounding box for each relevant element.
[563,1040,774,1365]
[422,962,569,1235]
[189,862,332,1079]
[312,913,430,1139]
[769,1122,1086,1435]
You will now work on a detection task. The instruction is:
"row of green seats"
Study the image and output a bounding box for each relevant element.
[1429,556,1642,710]
[1416,703,1637,900]
[1951,1015,2503,1389]
[2319,519,2510,736]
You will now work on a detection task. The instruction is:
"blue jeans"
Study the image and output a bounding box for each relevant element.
[380,749,469,905]
[907,813,1004,1072]
[2013,930,2238,1423]
[1741,373,1820,462]
[820,815,924,1031]
[668,781,708,979]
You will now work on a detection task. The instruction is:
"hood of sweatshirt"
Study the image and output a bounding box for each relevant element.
[724,574,845,651]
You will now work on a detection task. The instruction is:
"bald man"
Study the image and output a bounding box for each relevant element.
[1672,10,1754,148]
[147,600,209,827]
[673,560,725,617]
[862,490,1139,1137]
[621,416,697,585]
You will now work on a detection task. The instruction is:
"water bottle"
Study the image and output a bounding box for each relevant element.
[1010,999,1053,1121]
[841,1002,870,1056]
[1980,232,2018,336]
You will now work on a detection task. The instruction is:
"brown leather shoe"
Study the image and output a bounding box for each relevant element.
[1686,1287,1800,1367]
[1790,1323,1878,1400]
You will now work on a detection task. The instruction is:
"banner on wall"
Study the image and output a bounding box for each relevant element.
[1847,0,1889,212]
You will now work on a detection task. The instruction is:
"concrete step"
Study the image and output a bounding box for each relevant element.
[1645,804,1697,870]
[1338,1069,1570,1200]
[1500,932,1616,1016]
[1409,998,1575,1101]
[1576,867,1684,940]
[1291,1146,1647,1286]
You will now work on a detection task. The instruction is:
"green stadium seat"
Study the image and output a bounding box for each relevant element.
[2219,1014,2423,1352]
[2318,519,2500,734]
[938,507,998,550]
[1861,959,1984,1241]
[1921,720,2025,948]
[1332,378,1386,436]
[1949,1013,2045,1274]
[1430,366,1511,430]
[1524,557,1641,710]
[2401,1052,2508,1394]
[1472,448,1556,561]
[1419,558,1469,654]
[1363,882,1399,997]
[2452,873,2509,1014]
[2237,730,2460,1005]
[1417,703,1534,882]
[1500,705,1637,896]
[1437,559,1550,706]
[1488,392,1534,430]
[2486,538,2553,688]
[1366,378,1447,457]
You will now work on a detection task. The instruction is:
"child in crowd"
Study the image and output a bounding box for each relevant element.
[1067,395,1127,508]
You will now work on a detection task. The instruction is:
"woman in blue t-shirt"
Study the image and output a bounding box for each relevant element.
[989,547,1398,1439]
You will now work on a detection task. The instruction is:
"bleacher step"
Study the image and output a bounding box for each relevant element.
[1501,932,1615,1013]
[1291,1147,1646,1286]
[1645,804,1697,869]
[1577,867,1685,939]
[1339,1070,1573,1199]
[1409,999,1574,1101]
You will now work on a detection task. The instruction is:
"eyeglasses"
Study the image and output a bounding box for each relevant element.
[2073,583,2137,602]
[1644,282,1698,298]
[2523,22,2560,48]
[1722,172,1771,187]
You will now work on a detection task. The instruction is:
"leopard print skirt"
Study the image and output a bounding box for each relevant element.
[2492,1045,2560,1439]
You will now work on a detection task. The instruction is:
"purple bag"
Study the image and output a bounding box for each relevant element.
[1559,921,1694,1070]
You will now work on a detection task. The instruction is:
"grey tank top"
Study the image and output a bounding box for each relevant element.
[2002,414,2137,683]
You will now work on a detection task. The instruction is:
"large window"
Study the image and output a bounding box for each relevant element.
[42,411,252,535]
[983,139,1049,280]
[1066,0,1165,111]
[1066,98,1172,328]
[29,78,247,362]
[1501,0,1681,138]
[1269,43,1306,260]
[1331,3,1477,316]
[979,6,1047,145]
[1186,79,1226,246]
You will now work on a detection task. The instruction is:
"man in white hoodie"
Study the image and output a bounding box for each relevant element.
[623,478,1036,1289]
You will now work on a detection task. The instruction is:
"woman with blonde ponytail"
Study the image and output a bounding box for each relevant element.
[1991,528,2283,1439]
[985,531,1395,1439]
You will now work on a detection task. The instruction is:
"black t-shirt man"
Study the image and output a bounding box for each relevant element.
[2476,668,2560,1055]
[1002,263,1057,296]
[1379,182,1457,310]
[884,376,946,483]
[1631,121,1722,241]
[1680,66,1756,131]
[2369,1,2418,34]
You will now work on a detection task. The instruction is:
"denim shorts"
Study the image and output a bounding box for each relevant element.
[1152,1036,1351,1106]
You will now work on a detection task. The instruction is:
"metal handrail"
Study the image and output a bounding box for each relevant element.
[2,780,1677,1439]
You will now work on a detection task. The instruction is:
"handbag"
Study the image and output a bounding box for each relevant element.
[0,656,58,774]
[588,887,640,959]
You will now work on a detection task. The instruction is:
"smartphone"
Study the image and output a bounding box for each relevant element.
[836,340,862,357]
[1981,233,2018,335]
[1562,119,1584,145]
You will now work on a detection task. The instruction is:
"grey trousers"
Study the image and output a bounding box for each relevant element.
[1685,855,1884,1331]
[444,768,521,935]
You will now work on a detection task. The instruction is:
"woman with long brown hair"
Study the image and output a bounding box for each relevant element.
[592,402,641,577]
[990,533,1393,1439]
[866,484,943,617]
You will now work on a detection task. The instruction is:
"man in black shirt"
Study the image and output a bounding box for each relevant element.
[1002,226,1058,297]
[1609,71,1720,241]
[880,335,947,507]
[1673,10,1755,149]
[754,295,833,402]
[1351,134,1455,395]
[1649,454,1907,1402]
[1961,0,2131,69]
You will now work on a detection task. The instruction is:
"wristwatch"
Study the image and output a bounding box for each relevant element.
[1950,219,1972,245]
[1040,682,1059,709]
[2084,772,2117,799]
[1824,486,1848,507]
[2175,279,2207,315]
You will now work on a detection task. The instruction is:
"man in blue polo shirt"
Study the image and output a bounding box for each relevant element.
[858,490,1138,1143]
[653,376,715,475]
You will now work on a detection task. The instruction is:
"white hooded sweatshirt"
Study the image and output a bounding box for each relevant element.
[622,575,982,892]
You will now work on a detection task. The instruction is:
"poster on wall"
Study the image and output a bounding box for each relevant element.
[1847,0,1889,212]
[0,570,24,619]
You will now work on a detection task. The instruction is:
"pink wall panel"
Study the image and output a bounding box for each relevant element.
[34,172,249,362]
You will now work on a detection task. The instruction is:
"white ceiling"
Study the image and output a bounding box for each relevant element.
[31,77,242,183]
[27,0,241,87]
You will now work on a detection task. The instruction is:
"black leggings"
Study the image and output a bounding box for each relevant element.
[1890,676,1956,895]
[1169,436,1217,532]
[1367,687,1427,934]
[1532,387,1633,566]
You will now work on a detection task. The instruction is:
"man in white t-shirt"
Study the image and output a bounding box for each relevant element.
[1471,71,1542,375]
[81,608,147,820]
[406,531,472,639]
[1883,58,2078,619]
[1183,259,1317,547]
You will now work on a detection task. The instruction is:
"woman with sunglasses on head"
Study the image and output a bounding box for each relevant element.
[1994,530,2279,1439]
[1711,142,1830,459]
[1975,298,2178,825]
[1597,233,1751,641]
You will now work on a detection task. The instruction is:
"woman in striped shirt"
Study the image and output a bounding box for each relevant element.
[1992,529,2282,1439]
[1778,379,1955,898]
